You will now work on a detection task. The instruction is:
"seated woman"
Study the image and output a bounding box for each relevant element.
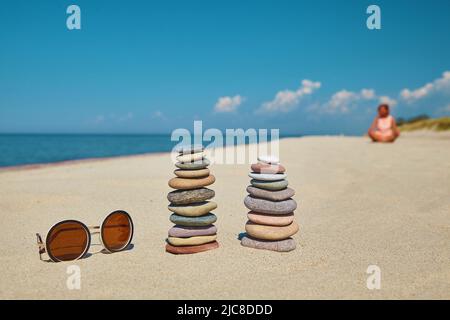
[368,104,400,143]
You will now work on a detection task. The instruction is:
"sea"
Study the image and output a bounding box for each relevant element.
[0,134,300,168]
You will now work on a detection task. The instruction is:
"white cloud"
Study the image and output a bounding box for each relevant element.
[258,79,321,113]
[214,95,244,113]
[322,88,380,114]
[437,104,450,114]
[117,112,134,122]
[378,95,398,107]
[151,110,167,120]
[400,71,450,102]
[88,113,133,125]
[361,89,376,99]
[319,87,398,114]
[93,115,105,124]
[326,90,357,113]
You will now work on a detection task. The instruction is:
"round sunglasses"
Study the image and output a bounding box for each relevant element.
[36,210,134,262]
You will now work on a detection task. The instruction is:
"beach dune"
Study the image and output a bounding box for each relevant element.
[0,135,449,299]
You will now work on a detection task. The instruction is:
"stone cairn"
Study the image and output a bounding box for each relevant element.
[166,145,219,254]
[241,155,299,252]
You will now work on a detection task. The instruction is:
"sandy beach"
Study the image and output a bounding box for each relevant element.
[0,135,449,299]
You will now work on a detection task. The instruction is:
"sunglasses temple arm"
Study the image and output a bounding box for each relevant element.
[88,225,101,235]
[35,233,45,261]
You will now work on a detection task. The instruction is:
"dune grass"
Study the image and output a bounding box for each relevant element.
[398,117,450,132]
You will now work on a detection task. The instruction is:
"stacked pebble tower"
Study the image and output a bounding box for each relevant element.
[166,145,219,254]
[241,155,299,252]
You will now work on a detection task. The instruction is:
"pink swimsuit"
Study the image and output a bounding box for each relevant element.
[376,115,393,137]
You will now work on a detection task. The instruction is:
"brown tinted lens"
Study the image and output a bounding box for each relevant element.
[102,212,132,252]
[47,222,89,261]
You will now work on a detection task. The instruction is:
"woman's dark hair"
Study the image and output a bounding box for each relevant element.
[378,104,389,111]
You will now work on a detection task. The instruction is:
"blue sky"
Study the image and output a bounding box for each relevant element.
[0,0,449,135]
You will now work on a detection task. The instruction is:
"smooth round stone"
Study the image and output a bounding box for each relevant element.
[174,168,210,178]
[246,186,295,201]
[175,159,210,170]
[168,201,217,217]
[168,175,215,190]
[248,172,287,181]
[245,221,299,241]
[250,179,288,191]
[169,225,217,238]
[244,196,297,215]
[241,236,296,252]
[251,162,286,174]
[170,213,217,227]
[175,144,204,154]
[167,188,214,205]
[166,241,219,254]
[258,155,280,164]
[176,152,204,163]
[167,235,217,246]
[247,211,294,226]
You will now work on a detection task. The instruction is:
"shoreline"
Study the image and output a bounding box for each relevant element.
[0,135,304,173]
[1,130,448,172]
[0,151,170,173]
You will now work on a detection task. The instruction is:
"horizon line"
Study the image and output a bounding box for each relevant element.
[0,132,304,136]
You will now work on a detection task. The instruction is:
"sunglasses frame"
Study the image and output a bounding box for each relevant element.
[36,210,134,262]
